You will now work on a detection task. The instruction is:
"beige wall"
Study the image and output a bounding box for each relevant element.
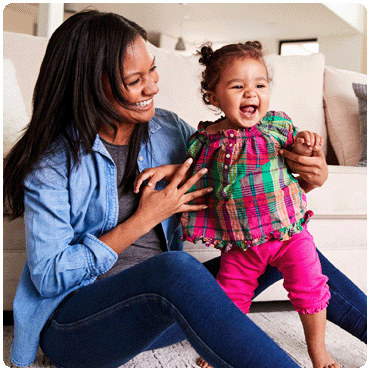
[3,3,38,35]
[4,3,367,73]
[362,10,367,74]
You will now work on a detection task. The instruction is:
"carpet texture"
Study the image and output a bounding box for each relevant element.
[3,307,366,368]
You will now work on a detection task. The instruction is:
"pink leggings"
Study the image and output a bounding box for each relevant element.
[217,228,330,314]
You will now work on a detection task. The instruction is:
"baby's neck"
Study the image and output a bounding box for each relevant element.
[206,117,257,134]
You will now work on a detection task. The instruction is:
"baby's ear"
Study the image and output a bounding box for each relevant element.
[207,91,220,108]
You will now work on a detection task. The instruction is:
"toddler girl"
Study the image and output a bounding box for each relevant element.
[182,41,338,368]
[134,41,339,368]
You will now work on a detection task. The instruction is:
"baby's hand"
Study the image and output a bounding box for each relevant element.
[292,131,323,157]
[133,163,183,193]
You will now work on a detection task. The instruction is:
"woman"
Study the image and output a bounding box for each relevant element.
[4,10,366,368]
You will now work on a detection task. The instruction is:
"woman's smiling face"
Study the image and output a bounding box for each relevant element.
[207,57,270,130]
[104,36,159,125]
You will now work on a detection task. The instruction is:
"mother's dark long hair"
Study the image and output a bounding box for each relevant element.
[4,10,149,219]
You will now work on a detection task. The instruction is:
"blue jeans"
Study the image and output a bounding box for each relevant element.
[40,250,366,367]
[150,250,367,349]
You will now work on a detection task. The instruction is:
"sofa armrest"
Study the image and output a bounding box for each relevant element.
[306,165,367,218]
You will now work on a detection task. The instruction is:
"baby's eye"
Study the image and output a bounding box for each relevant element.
[232,85,243,89]
[256,83,267,88]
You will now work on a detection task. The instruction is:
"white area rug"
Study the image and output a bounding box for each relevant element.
[3,305,366,368]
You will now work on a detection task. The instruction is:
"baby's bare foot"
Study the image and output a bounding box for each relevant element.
[196,357,212,368]
[309,347,340,368]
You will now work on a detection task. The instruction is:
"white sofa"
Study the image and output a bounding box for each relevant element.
[3,31,367,311]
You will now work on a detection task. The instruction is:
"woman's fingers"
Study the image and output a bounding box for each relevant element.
[138,158,212,219]
[181,204,208,213]
[165,158,194,189]
[145,172,166,189]
[280,148,323,166]
[183,187,213,204]
[178,167,208,195]
[180,188,213,213]
[133,169,154,193]
[280,149,308,165]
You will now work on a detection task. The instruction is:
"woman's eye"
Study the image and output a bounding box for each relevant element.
[128,78,140,86]
[149,65,157,73]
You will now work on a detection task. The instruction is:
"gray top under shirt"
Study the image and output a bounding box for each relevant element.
[97,138,165,280]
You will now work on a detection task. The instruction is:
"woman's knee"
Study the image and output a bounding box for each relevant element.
[156,251,206,276]
[150,252,217,293]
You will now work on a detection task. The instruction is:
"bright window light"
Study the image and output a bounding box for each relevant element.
[279,39,319,56]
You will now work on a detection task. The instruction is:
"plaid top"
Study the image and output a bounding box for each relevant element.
[181,111,313,251]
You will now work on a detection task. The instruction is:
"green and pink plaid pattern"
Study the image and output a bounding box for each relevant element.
[181,111,313,251]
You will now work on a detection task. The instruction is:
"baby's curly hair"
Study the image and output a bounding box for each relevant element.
[197,41,269,106]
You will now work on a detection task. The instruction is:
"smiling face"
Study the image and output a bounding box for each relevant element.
[207,57,270,131]
[103,36,159,127]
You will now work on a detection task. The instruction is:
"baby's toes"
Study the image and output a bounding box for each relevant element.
[327,362,340,368]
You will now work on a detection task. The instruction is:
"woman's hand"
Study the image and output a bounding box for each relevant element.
[135,158,212,232]
[133,164,182,193]
[100,158,211,254]
[279,147,328,193]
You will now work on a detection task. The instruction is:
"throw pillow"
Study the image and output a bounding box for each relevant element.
[353,83,367,167]
[323,66,367,166]
[3,58,29,157]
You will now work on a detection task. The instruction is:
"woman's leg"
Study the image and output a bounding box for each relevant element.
[40,252,299,368]
[318,250,367,343]
[149,255,281,350]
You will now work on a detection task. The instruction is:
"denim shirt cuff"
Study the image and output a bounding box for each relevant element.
[83,234,118,277]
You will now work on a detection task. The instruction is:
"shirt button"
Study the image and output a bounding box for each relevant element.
[230,134,234,138]
[224,165,228,170]
[138,156,144,162]
[229,144,233,147]
[226,154,231,158]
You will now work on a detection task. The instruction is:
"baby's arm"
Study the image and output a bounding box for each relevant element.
[291,131,323,157]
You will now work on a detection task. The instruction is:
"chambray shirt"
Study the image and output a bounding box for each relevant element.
[10,109,195,367]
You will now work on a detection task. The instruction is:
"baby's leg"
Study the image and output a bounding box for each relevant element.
[217,246,267,314]
[299,309,339,368]
[271,228,339,368]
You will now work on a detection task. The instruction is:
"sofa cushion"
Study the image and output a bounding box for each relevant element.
[4,32,48,116]
[147,43,217,129]
[266,53,327,154]
[352,83,367,167]
[3,58,30,157]
[323,66,367,166]
[148,44,327,155]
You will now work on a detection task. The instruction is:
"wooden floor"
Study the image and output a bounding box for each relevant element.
[3,302,367,368]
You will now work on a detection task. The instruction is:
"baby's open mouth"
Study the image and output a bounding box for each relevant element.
[240,105,258,117]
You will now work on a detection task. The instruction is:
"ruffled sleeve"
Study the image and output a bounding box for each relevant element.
[261,111,299,149]
[187,131,204,160]
[185,122,210,172]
